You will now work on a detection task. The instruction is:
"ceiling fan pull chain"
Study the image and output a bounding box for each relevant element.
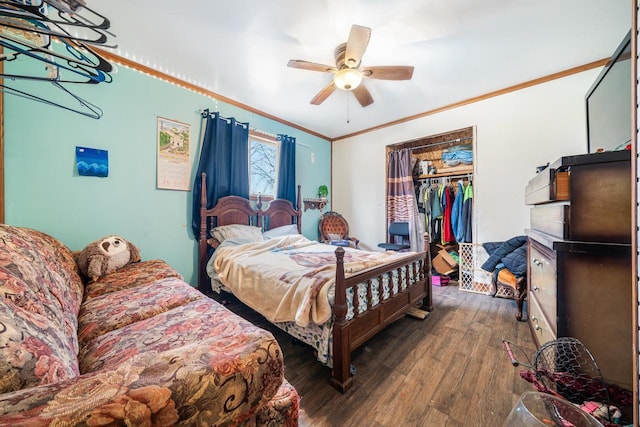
[346,94,350,124]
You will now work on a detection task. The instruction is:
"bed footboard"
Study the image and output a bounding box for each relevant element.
[331,247,431,392]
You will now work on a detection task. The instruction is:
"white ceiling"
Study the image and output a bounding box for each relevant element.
[93,0,630,140]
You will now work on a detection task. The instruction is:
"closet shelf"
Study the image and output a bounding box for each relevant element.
[418,165,473,179]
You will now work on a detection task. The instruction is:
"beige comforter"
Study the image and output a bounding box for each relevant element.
[213,234,417,327]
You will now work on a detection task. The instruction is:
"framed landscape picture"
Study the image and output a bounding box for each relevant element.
[157,117,191,191]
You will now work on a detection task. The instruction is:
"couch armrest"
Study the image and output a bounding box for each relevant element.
[0,337,284,426]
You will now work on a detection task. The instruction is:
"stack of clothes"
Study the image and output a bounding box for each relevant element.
[441,144,473,167]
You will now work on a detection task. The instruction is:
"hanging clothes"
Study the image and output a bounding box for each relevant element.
[460,182,474,243]
[416,180,428,231]
[451,180,465,242]
[417,181,428,211]
[421,182,431,239]
[415,174,472,245]
[430,185,442,243]
[441,185,455,244]
[438,183,447,245]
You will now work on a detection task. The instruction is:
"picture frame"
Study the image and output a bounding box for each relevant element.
[157,117,191,191]
[76,146,109,177]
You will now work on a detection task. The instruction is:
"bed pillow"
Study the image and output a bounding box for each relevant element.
[210,224,263,243]
[263,224,299,239]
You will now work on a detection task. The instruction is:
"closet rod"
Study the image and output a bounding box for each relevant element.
[250,128,311,148]
[420,173,473,182]
[199,108,248,128]
[411,136,473,151]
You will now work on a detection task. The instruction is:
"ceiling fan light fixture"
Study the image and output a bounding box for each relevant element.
[333,68,362,91]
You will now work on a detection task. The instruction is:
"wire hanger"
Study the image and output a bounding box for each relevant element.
[0,15,110,46]
[0,34,112,83]
[1,80,103,119]
[0,0,114,39]
[0,18,114,71]
[44,0,112,31]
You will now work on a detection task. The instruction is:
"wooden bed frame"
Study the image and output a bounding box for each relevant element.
[197,173,433,392]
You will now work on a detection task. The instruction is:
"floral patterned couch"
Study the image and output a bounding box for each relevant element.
[0,225,299,426]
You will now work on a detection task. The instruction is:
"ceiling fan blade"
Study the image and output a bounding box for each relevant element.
[344,24,371,68]
[361,65,414,80]
[310,81,336,105]
[287,59,336,73]
[352,83,373,107]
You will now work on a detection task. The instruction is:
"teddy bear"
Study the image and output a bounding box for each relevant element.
[75,235,141,282]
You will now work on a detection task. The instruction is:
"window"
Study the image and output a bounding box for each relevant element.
[249,132,278,199]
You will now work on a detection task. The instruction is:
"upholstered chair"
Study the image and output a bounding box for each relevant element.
[318,211,360,249]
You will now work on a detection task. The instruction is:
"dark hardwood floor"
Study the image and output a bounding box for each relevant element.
[215,284,536,426]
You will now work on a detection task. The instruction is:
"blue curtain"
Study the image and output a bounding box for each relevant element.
[191,111,249,237]
[276,134,296,207]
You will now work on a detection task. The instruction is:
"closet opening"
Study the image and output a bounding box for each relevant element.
[386,126,483,292]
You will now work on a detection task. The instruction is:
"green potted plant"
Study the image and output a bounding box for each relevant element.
[317,185,328,201]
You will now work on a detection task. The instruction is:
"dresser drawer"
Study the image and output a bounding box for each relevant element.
[530,203,569,239]
[525,168,569,205]
[528,239,557,334]
[528,295,556,347]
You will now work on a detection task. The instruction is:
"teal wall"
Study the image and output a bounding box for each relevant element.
[4,63,331,285]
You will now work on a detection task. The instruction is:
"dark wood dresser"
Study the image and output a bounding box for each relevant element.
[524,150,632,391]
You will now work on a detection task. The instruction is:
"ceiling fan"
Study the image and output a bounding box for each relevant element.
[287,24,414,107]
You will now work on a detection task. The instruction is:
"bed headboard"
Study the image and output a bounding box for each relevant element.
[205,196,260,228]
[198,172,302,292]
[261,192,302,233]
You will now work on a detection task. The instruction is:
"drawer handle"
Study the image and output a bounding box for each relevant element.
[532,258,542,266]
[531,316,537,322]
[532,286,539,292]
[535,324,541,331]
